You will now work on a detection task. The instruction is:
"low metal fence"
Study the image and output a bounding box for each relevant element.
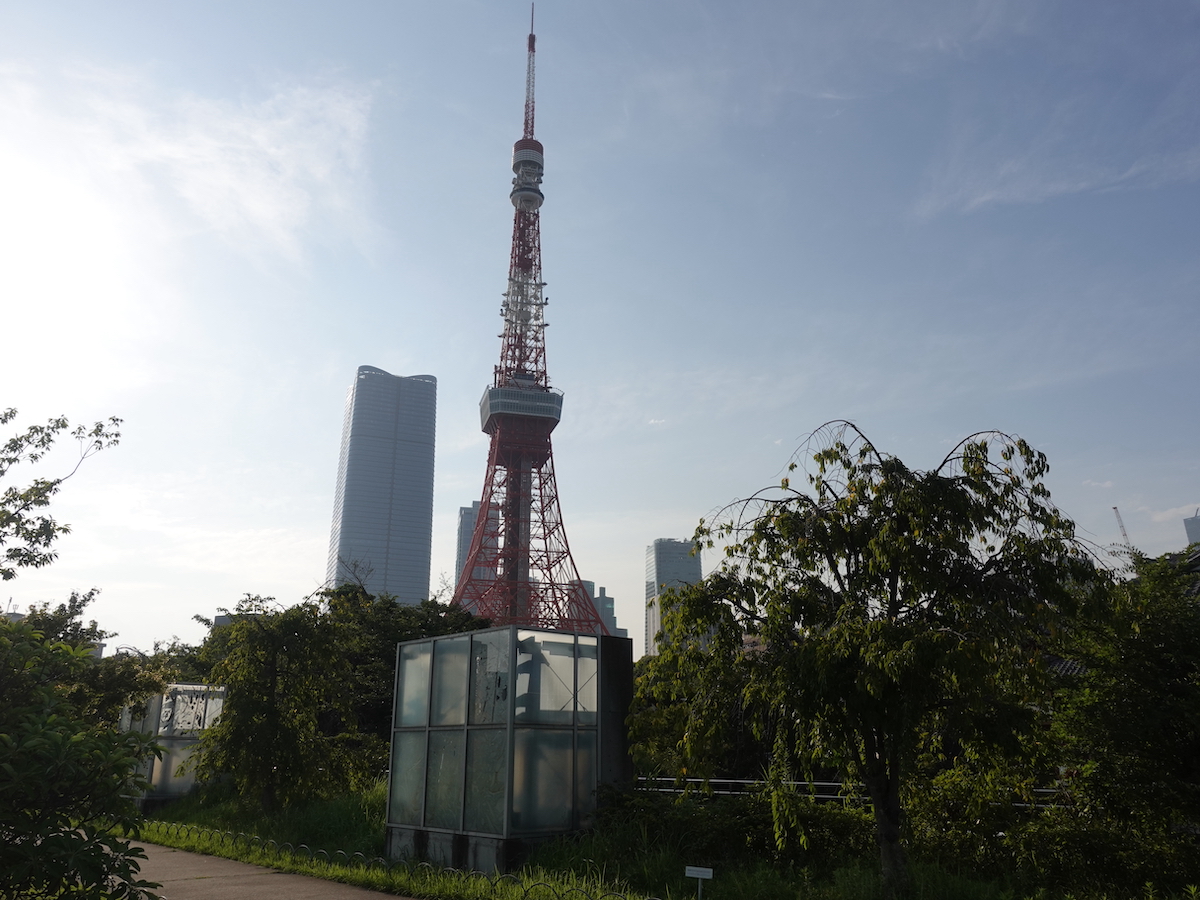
[637,775,864,801]
[637,775,1065,808]
[141,821,661,899]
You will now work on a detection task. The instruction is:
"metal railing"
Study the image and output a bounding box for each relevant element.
[638,775,865,801]
[637,776,1066,808]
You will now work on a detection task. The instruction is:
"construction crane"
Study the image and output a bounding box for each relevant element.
[1112,506,1132,547]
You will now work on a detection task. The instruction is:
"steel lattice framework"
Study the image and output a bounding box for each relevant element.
[452,19,607,634]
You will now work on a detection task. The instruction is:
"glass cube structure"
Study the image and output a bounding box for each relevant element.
[386,626,633,871]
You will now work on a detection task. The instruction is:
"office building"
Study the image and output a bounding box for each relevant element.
[455,502,481,584]
[594,585,627,639]
[327,366,436,603]
[644,538,702,657]
[575,580,628,639]
[1186,510,1200,547]
[455,501,499,591]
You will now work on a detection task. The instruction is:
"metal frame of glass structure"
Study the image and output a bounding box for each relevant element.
[386,626,632,871]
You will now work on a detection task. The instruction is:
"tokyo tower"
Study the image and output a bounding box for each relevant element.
[452,17,607,634]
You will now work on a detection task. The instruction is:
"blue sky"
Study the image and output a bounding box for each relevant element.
[3,1,1198,655]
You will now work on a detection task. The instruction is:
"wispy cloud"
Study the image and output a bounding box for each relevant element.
[915,44,1200,215]
[0,63,375,262]
[1152,504,1200,524]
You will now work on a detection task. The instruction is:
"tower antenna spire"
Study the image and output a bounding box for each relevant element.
[524,4,536,139]
[453,20,607,634]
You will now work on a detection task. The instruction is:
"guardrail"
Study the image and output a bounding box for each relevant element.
[637,776,1065,809]
[637,776,864,801]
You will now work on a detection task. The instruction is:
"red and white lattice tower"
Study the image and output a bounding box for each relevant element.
[452,18,607,634]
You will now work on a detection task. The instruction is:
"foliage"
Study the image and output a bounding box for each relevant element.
[193,595,362,812]
[656,422,1108,897]
[139,802,661,899]
[0,408,121,580]
[629,640,772,780]
[151,776,389,857]
[143,778,1200,899]
[23,589,172,725]
[319,583,490,740]
[0,406,164,898]
[533,789,874,893]
[0,617,160,899]
[191,590,487,812]
[20,588,108,645]
[888,546,1200,897]
[1054,546,1200,830]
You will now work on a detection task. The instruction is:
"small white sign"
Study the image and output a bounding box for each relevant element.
[685,866,714,880]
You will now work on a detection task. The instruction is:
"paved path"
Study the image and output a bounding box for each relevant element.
[137,844,413,900]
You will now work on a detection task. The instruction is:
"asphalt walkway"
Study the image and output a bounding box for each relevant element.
[137,843,413,900]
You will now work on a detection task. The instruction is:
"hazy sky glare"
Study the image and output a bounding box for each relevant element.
[3,1,1198,656]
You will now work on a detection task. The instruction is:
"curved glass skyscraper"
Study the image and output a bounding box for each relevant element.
[327,366,436,603]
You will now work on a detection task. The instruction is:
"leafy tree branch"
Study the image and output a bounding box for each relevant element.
[1,408,121,580]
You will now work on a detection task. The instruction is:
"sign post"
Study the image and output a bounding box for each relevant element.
[684,865,714,899]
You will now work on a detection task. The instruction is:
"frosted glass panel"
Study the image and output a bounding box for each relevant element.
[398,644,431,727]
[577,636,598,726]
[515,631,575,725]
[576,730,597,825]
[512,728,572,831]
[431,637,469,726]
[465,729,507,834]
[424,731,464,829]
[470,630,510,724]
[390,731,426,825]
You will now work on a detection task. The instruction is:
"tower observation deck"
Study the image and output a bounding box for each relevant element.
[452,19,607,634]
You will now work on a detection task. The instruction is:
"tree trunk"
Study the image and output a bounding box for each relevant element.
[864,770,911,899]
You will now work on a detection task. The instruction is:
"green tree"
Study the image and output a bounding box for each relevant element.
[23,589,171,726]
[1043,546,1200,884]
[193,595,352,812]
[1058,546,1200,824]
[0,618,160,900]
[321,583,489,740]
[629,640,771,780]
[1,408,121,580]
[906,546,1200,893]
[192,588,488,811]
[0,407,160,898]
[658,423,1107,898]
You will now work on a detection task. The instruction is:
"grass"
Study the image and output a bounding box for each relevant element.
[137,784,1200,900]
[134,818,656,899]
[528,795,1027,900]
[146,776,388,857]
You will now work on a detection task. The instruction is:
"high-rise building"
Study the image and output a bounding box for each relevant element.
[1186,509,1200,547]
[454,501,499,588]
[455,502,480,583]
[327,366,436,603]
[573,580,627,639]
[644,538,702,657]
[595,586,627,639]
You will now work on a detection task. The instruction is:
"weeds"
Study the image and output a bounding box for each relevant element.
[136,820,656,899]
[149,776,387,856]
[140,784,1200,900]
